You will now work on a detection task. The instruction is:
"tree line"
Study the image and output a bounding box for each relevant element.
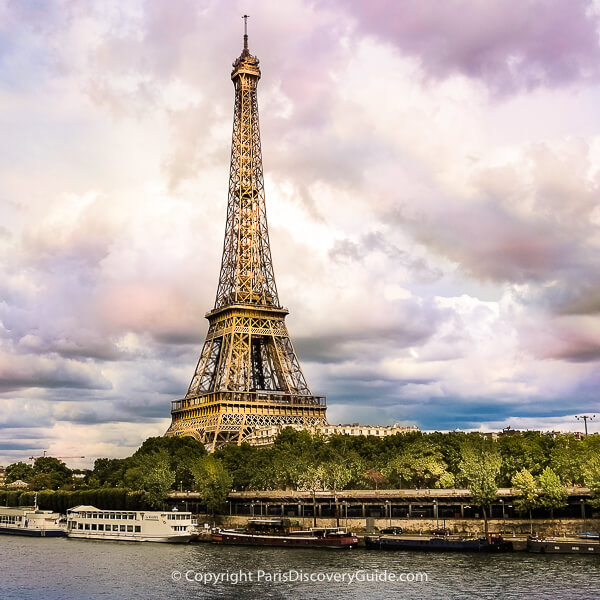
[3,430,599,516]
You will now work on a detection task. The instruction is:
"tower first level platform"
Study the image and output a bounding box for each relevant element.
[168,391,327,451]
[167,303,327,450]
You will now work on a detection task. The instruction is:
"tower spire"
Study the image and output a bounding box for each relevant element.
[165,27,327,450]
[243,14,249,51]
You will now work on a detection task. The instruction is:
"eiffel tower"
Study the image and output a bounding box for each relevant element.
[166,19,328,450]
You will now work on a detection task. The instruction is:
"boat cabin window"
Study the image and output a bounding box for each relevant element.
[120,525,126,532]
[113,525,119,531]
[127,525,133,532]
[98,524,104,531]
[135,526,141,533]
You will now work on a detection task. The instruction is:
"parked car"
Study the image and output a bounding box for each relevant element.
[432,527,451,537]
[380,527,403,535]
[578,531,599,540]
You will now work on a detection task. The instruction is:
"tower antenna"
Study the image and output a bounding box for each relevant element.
[242,14,249,50]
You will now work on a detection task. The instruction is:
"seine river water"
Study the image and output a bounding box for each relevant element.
[1,536,598,600]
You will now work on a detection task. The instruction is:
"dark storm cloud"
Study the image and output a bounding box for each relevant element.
[0,359,112,393]
[0,441,45,451]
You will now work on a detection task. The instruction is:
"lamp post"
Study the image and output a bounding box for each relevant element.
[575,414,595,436]
[580,499,586,533]
[385,500,391,527]
[433,500,439,529]
[500,499,505,532]
[251,502,255,518]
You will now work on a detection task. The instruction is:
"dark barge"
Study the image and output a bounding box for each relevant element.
[527,537,600,554]
[365,534,511,552]
[212,518,359,549]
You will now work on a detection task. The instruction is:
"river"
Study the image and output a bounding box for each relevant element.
[1,536,597,599]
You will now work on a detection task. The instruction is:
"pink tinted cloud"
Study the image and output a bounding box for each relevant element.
[331,0,600,93]
[396,140,599,285]
[520,314,600,363]
[93,282,205,345]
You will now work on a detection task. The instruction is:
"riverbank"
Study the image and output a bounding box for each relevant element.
[196,514,600,538]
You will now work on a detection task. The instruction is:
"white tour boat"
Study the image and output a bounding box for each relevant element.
[0,503,66,537]
[66,505,194,543]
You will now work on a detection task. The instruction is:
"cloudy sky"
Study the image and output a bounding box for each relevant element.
[1,0,600,467]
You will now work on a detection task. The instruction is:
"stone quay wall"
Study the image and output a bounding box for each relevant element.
[196,514,599,537]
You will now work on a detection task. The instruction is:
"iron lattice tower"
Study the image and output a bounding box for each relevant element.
[166,23,327,450]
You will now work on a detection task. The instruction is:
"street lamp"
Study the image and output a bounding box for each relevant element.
[385,500,391,527]
[575,415,596,436]
[433,500,439,529]
[500,499,505,532]
[251,502,255,518]
[580,499,586,533]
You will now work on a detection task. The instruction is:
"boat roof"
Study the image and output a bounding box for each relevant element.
[248,518,290,524]
[67,506,193,516]
[0,506,57,514]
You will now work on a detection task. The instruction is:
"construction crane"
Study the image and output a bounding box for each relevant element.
[28,451,85,461]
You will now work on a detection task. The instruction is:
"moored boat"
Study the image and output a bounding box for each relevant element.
[67,506,193,543]
[365,533,511,552]
[0,505,66,537]
[212,518,359,548]
[527,536,600,554]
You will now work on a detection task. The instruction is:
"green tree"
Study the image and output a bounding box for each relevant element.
[122,466,145,490]
[214,443,258,490]
[192,456,233,514]
[459,439,501,535]
[321,453,363,526]
[134,450,176,509]
[132,436,207,490]
[298,463,326,527]
[386,439,453,489]
[246,448,278,490]
[5,462,34,484]
[549,435,586,485]
[582,455,600,509]
[512,468,539,534]
[28,457,72,489]
[92,458,129,487]
[29,473,53,491]
[497,432,552,486]
[538,467,568,521]
[270,449,310,490]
